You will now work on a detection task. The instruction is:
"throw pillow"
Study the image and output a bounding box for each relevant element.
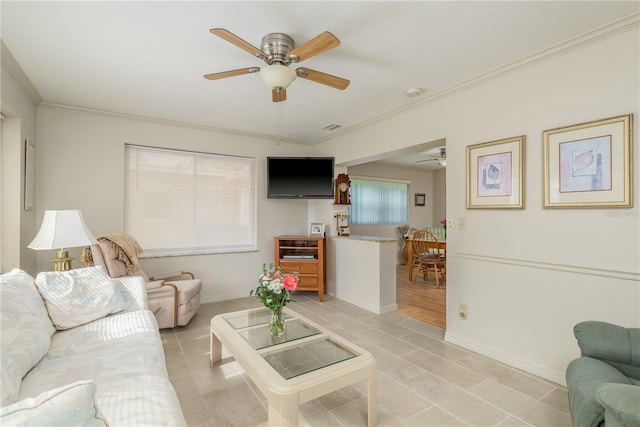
[0,269,55,406]
[0,380,107,426]
[35,266,126,330]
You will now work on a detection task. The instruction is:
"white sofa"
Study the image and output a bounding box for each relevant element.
[0,267,186,426]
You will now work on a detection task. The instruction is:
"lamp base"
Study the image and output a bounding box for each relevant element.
[51,250,73,271]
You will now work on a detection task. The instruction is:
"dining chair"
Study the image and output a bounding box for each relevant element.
[411,229,446,288]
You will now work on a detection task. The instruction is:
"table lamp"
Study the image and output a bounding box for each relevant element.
[28,210,98,271]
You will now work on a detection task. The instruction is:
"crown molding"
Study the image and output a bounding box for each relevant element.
[1,41,42,105]
[313,12,640,145]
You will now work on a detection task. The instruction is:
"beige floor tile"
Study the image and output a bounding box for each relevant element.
[405,406,469,426]
[401,332,471,361]
[495,415,533,426]
[167,301,572,427]
[330,396,405,427]
[201,379,267,426]
[316,385,363,410]
[469,379,571,426]
[375,372,432,421]
[402,349,486,390]
[299,399,343,426]
[366,345,427,383]
[357,328,418,356]
[541,387,570,414]
[404,373,508,426]
[457,353,556,400]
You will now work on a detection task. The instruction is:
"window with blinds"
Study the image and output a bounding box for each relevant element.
[349,178,408,225]
[125,145,256,256]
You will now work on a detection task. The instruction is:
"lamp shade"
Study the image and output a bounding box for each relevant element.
[28,210,98,250]
[259,64,297,89]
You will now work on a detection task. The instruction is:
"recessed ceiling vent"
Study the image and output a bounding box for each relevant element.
[322,124,342,131]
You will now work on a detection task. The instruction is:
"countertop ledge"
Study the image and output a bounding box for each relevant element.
[333,235,399,243]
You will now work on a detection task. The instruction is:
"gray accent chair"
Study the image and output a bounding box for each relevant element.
[566,321,640,427]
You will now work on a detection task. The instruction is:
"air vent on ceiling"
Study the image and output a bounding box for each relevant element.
[322,124,342,131]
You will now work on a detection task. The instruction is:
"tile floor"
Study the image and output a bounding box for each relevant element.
[161,294,571,426]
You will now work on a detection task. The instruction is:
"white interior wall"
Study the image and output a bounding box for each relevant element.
[1,47,39,274]
[34,105,326,303]
[316,20,639,384]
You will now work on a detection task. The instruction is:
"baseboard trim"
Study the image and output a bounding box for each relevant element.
[444,332,567,386]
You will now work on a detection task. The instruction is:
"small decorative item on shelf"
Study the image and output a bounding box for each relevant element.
[440,218,447,238]
[396,224,410,240]
[250,263,298,336]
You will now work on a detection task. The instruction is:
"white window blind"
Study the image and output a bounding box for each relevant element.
[349,178,408,225]
[125,145,256,256]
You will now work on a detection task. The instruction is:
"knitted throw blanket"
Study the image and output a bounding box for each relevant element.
[81,234,144,276]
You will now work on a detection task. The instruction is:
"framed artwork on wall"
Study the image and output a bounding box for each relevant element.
[467,135,525,209]
[24,140,34,211]
[414,193,426,207]
[543,114,632,208]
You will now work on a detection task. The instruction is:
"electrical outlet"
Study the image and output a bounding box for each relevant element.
[458,217,467,231]
[458,303,468,320]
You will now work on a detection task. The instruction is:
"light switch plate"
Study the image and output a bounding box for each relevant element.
[458,217,467,231]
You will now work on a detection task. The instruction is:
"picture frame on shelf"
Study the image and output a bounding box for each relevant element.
[24,140,34,211]
[309,222,325,236]
[414,193,426,207]
[466,135,525,209]
[339,226,350,236]
[543,114,632,208]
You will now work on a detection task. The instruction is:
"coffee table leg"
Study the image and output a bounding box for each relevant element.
[368,364,377,427]
[268,391,299,427]
[210,330,222,368]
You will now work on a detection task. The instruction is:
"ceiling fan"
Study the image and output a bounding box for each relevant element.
[204,28,350,102]
[416,147,447,167]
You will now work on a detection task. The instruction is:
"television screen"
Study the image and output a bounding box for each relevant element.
[267,157,334,199]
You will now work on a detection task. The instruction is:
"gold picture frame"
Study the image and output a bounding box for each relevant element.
[466,135,525,209]
[543,114,632,208]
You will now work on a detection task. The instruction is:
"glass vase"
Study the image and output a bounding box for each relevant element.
[269,307,285,336]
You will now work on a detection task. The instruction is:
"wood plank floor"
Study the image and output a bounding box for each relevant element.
[395,264,446,329]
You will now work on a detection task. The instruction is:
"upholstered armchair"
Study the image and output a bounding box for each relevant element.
[566,321,640,427]
[82,236,201,329]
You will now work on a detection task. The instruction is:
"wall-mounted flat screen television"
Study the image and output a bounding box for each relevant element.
[267,157,334,199]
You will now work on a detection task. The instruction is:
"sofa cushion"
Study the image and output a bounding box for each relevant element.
[35,266,126,330]
[596,383,640,427]
[0,269,55,406]
[19,310,185,426]
[0,380,107,426]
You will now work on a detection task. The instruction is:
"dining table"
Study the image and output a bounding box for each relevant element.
[406,237,446,281]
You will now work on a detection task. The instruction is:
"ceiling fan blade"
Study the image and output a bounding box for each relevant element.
[296,67,350,90]
[209,28,266,61]
[272,88,287,103]
[203,67,260,80]
[287,31,340,63]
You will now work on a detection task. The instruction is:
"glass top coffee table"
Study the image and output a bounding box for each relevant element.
[210,307,377,426]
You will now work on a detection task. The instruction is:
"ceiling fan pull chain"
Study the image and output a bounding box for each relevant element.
[277,103,284,144]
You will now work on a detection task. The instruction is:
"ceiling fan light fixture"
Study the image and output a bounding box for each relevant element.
[259,64,297,89]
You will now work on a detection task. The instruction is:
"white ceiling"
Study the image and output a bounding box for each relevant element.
[2,1,638,169]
